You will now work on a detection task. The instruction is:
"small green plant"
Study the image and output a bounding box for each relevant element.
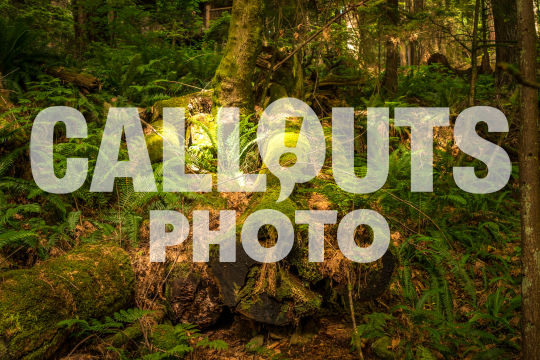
[144,323,228,360]
[58,308,152,337]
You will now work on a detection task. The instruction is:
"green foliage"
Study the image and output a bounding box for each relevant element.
[0,18,52,91]
[143,323,228,360]
[312,129,523,358]
[0,176,82,256]
[58,308,152,337]
[84,43,220,106]
[0,1,526,358]
[204,12,231,46]
[154,0,203,45]
[355,313,393,340]
[0,0,72,46]
[398,65,468,108]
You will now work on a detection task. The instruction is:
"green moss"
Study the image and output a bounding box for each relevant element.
[146,111,216,164]
[145,119,165,163]
[236,267,259,309]
[371,336,394,359]
[289,245,325,283]
[152,93,198,121]
[0,244,134,360]
[274,268,322,316]
[235,266,321,324]
[212,0,264,112]
[109,323,143,348]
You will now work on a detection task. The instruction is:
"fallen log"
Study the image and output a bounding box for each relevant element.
[0,243,135,360]
[316,75,365,88]
[45,67,100,90]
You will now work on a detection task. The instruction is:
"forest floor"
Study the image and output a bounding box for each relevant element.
[60,316,358,360]
[195,317,357,360]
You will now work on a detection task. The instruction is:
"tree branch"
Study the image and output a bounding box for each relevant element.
[272,1,371,72]
[498,63,540,89]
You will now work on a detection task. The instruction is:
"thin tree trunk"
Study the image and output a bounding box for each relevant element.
[405,0,412,65]
[410,0,424,65]
[378,19,382,75]
[400,43,407,66]
[480,0,491,73]
[491,0,518,86]
[517,0,540,358]
[205,3,211,30]
[469,0,481,106]
[383,0,399,96]
[71,0,86,56]
[212,0,265,113]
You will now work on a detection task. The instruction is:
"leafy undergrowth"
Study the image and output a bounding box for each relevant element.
[0,64,522,359]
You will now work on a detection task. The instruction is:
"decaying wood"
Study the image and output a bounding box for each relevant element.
[166,264,223,329]
[45,67,100,90]
[0,244,135,360]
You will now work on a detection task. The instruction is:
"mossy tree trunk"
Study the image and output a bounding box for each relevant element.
[212,0,265,113]
[0,244,135,360]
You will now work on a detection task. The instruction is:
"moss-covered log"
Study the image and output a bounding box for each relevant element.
[45,67,99,90]
[0,243,135,360]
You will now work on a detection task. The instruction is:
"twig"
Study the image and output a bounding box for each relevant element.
[53,273,80,290]
[0,246,24,266]
[347,270,364,360]
[155,80,206,91]
[66,334,98,357]
[426,18,472,53]
[379,189,453,249]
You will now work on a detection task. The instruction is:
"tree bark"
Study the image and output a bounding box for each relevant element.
[383,0,399,96]
[469,0,481,106]
[410,0,424,65]
[0,244,135,360]
[212,0,265,113]
[480,0,491,73]
[517,0,540,358]
[491,0,518,85]
[71,0,87,56]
